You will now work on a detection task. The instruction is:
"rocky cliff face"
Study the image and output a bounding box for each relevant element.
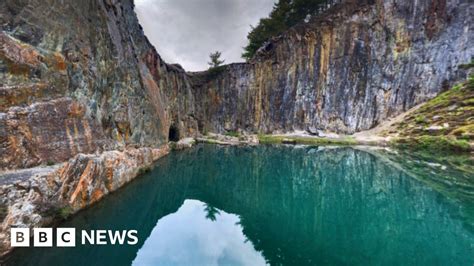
[0,0,195,254]
[0,0,472,256]
[2,0,472,168]
[192,0,473,134]
[0,0,198,170]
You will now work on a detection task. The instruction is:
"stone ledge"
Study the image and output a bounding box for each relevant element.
[0,145,169,256]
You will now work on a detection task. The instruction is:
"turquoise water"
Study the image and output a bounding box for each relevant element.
[4,145,474,265]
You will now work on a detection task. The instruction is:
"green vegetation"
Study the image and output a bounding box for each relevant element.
[391,136,470,153]
[414,115,426,124]
[38,203,74,221]
[224,131,240,138]
[451,124,474,140]
[243,0,338,60]
[204,203,221,222]
[417,82,463,112]
[469,74,474,89]
[169,142,178,150]
[0,204,7,222]
[205,51,226,79]
[393,75,474,152]
[205,65,225,80]
[458,59,474,70]
[258,134,357,145]
[57,206,74,220]
[208,51,225,68]
[197,138,222,145]
[46,160,55,166]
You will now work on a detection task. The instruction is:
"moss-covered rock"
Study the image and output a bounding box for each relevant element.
[390,74,474,152]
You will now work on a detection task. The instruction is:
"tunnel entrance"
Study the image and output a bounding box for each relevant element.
[168,124,180,142]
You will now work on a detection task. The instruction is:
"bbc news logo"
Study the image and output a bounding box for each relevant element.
[11,228,138,247]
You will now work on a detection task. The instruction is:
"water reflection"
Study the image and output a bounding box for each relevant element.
[133,199,266,266]
[4,145,474,266]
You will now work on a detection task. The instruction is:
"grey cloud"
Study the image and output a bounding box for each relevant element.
[135,0,276,71]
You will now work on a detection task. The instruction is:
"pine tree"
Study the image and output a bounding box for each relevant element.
[204,203,220,221]
[208,51,225,69]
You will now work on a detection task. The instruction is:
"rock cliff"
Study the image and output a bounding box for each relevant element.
[0,0,194,254]
[1,0,472,168]
[0,0,472,256]
[0,0,198,171]
[191,0,473,134]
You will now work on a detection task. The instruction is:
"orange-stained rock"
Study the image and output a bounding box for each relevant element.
[0,32,43,68]
[0,98,110,170]
[0,145,169,255]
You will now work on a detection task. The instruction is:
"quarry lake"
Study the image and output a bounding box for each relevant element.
[5,145,474,266]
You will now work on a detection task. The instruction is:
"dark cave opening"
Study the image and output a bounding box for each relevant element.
[168,124,180,142]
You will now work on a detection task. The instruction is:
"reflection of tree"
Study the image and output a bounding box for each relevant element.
[204,203,221,222]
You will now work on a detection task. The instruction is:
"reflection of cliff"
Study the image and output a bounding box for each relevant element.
[359,147,474,232]
[186,146,474,265]
[6,146,473,265]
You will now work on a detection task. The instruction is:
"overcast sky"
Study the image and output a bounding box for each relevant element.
[135,0,276,71]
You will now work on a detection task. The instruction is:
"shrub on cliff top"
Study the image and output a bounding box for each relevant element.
[242,0,338,60]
